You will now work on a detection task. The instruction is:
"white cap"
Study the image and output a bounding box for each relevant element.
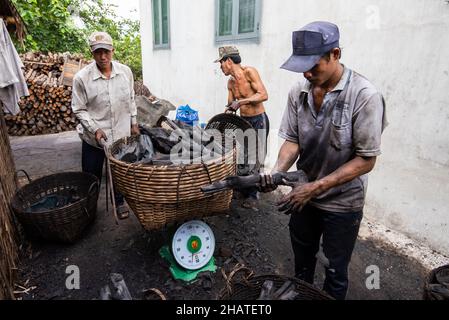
[88,31,113,52]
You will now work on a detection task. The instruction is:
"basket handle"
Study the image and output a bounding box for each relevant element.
[201,162,213,184]
[88,180,99,196]
[83,207,91,219]
[16,169,31,183]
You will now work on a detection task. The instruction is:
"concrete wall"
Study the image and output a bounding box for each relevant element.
[139,0,449,255]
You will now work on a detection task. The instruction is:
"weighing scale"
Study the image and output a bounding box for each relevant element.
[172,220,215,270]
[160,220,217,282]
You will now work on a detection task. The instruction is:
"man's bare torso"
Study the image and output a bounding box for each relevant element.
[228,66,265,117]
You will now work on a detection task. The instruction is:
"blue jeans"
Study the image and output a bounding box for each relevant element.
[238,112,270,200]
[289,204,363,300]
[81,141,124,206]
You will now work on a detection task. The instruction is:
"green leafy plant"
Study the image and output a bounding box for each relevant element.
[11,0,142,79]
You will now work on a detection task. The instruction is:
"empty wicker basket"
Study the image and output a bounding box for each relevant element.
[108,135,236,230]
[11,172,99,243]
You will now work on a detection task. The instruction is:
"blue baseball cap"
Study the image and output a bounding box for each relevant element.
[281,21,340,73]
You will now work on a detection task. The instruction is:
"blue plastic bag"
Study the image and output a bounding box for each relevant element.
[175,104,199,126]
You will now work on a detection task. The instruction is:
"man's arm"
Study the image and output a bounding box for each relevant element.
[259,140,300,192]
[272,140,300,173]
[71,77,100,135]
[224,81,236,112]
[279,156,376,213]
[313,156,376,195]
[238,67,268,107]
[227,80,235,105]
[72,77,108,143]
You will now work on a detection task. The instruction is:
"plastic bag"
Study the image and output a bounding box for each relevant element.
[175,104,199,126]
[140,126,177,154]
[113,135,155,164]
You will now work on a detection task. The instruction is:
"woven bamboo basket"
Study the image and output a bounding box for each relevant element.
[0,107,19,299]
[11,172,99,243]
[108,135,236,230]
[221,274,334,300]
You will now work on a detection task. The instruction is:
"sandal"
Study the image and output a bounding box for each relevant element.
[116,204,130,220]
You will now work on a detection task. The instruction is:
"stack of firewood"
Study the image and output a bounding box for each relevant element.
[5,52,89,136]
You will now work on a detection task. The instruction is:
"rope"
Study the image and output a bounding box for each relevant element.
[143,288,167,300]
[220,263,254,298]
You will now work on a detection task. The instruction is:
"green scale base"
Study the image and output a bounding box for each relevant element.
[159,245,217,282]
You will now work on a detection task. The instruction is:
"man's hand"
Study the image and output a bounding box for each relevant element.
[95,129,107,145]
[257,173,278,193]
[131,124,140,135]
[226,100,241,112]
[277,181,319,215]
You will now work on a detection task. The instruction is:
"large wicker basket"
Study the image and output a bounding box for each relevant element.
[221,274,334,300]
[108,135,236,230]
[11,172,99,243]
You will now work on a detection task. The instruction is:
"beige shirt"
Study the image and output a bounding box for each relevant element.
[72,61,137,148]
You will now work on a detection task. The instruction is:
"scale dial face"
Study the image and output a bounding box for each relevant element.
[172,220,215,270]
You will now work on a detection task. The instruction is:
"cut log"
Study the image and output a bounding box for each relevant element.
[5,52,89,136]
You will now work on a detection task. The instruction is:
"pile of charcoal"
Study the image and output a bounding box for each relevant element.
[25,188,81,213]
[112,117,228,165]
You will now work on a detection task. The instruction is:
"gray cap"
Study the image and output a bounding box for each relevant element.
[88,31,113,52]
[281,21,340,73]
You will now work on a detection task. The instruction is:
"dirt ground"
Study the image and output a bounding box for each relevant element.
[15,184,428,300]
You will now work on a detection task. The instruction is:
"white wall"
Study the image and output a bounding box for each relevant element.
[140,0,449,255]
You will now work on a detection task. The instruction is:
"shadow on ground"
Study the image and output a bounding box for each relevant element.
[16,187,428,300]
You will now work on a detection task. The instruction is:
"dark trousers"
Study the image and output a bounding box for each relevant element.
[239,112,270,199]
[289,204,363,300]
[81,141,124,206]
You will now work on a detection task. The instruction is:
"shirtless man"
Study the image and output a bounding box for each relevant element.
[214,46,270,210]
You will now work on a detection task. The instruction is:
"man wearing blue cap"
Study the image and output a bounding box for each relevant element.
[260,21,387,299]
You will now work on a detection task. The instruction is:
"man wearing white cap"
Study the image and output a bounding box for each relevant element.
[72,31,139,219]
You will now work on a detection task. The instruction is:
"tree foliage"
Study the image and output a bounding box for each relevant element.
[11,0,142,79]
